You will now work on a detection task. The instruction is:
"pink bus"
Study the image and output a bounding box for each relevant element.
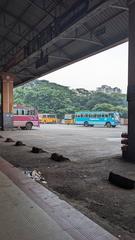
[13,105,39,130]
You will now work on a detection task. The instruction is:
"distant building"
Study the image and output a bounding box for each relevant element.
[113,87,121,94]
[96,85,121,94]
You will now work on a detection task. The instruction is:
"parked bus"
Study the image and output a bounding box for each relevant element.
[64,114,74,124]
[74,111,120,127]
[13,105,39,130]
[38,113,57,124]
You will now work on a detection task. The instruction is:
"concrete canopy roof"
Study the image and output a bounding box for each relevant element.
[0,0,130,86]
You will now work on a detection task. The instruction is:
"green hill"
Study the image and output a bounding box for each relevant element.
[14,80,127,118]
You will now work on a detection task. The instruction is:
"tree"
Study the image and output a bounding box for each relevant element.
[92,103,114,111]
[14,80,127,118]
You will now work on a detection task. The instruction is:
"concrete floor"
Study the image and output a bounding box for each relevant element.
[0,171,73,240]
[0,124,134,240]
[0,157,118,240]
[1,124,127,161]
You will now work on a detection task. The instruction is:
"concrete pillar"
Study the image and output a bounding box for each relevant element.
[128,1,135,161]
[0,73,14,130]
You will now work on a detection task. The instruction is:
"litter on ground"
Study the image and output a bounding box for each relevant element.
[24,169,46,182]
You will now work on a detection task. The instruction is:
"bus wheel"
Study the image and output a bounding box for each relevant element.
[112,125,116,128]
[26,122,33,130]
[106,122,111,128]
[90,125,94,127]
[84,121,89,127]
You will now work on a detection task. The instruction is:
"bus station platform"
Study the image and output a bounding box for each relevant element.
[0,156,118,240]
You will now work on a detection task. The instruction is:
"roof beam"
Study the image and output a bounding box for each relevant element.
[49,9,126,66]
[0,6,35,32]
[128,0,135,6]
[0,23,29,43]
[0,33,16,47]
[0,1,61,64]
[53,43,72,60]
[59,37,104,46]
[24,0,55,19]
[0,0,127,71]
[0,5,37,50]
[49,55,70,61]
[109,4,129,11]
[0,0,10,16]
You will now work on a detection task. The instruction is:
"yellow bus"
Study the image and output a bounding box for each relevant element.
[38,113,57,124]
[64,114,74,125]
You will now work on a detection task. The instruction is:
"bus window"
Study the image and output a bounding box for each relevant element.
[22,110,24,115]
[96,114,101,118]
[17,109,22,115]
[49,114,56,118]
[109,113,114,117]
[24,109,27,115]
[31,110,35,115]
[105,114,108,117]
[102,114,104,117]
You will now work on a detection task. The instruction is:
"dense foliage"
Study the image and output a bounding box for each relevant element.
[14,80,127,118]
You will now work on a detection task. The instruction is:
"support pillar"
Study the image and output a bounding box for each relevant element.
[0,73,14,130]
[128,1,135,161]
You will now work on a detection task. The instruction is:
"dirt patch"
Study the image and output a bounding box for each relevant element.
[0,138,135,240]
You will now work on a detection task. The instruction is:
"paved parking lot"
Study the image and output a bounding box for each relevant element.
[1,124,135,240]
[2,124,127,161]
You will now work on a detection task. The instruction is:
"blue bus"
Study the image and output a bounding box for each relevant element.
[74,111,120,127]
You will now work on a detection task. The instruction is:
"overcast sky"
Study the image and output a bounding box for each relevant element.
[39,42,128,93]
